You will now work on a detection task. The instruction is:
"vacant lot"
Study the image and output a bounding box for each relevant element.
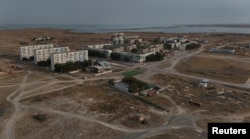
[175,56,250,83]
[21,80,167,129]
[152,74,250,114]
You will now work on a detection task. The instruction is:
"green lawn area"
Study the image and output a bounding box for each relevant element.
[122,70,142,77]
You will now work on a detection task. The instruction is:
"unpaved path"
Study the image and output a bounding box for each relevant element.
[6,71,31,139]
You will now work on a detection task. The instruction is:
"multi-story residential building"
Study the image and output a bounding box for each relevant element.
[149,44,164,52]
[124,45,137,52]
[112,36,124,46]
[112,33,125,46]
[124,36,142,45]
[50,50,88,71]
[34,47,70,65]
[138,44,164,54]
[103,46,125,52]
[87,43,112,49]
[19,44,54,60]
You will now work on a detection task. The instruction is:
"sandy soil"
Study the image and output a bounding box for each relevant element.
[1,28,250,56]
[175,56,250,83]
[1,29,250,139]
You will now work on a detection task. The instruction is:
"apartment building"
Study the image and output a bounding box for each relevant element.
[87,43,112,49]
[112,36,124,46]
[19,44,54,60]
[34,47,70,65]
[124,45,137,52]
[124,36,142,45]
[50,50,88,71]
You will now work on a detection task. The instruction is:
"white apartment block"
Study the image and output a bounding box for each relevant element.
[19,44,54,60]
[50,50,88,71]
[87,43,112,49]
[34,47,70,65]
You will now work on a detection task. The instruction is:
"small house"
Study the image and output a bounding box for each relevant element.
[114,80,129,93]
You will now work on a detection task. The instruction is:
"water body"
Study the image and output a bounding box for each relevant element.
[1,24,250,34]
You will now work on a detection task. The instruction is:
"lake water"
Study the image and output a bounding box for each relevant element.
[1,24,250,34]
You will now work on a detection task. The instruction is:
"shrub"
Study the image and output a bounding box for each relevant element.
[32,114,47,122]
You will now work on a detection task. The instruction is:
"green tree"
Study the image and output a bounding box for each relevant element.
[22,58,28,61]
[110,52,120,60]
[186,43,201,50]
[108,79,114,85]
[146,52,164,62]
[131,48,138,53]
[29,56,34,61]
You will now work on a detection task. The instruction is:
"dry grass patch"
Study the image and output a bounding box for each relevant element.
[176,56,250,83]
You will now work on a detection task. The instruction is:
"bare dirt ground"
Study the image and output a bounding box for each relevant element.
[1,29,250,139]
[175,56,250,83]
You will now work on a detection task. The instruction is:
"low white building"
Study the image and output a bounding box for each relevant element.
[119,51,156,63]
[19,44,54,60]
[90,61,112,73]
[114,80,129,93]
[179,41,199,51]
[50,50,88,71]
[34,47,70,65]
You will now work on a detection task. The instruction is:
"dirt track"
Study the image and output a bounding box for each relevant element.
[1,29,250,139]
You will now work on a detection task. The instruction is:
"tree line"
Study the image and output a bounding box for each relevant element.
[54,60,93,73]
[186,43,201,50]
[88,50,106,58]
[122,77,149,93]
[145,52,164,61]
[37,59,51,67]
[22,56,34,61]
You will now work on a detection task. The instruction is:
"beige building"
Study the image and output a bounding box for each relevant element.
[138,44,164,53]
[124,45,137,52]
[124,36,142,45]
[34,47,70,65]
[50,50,88,71]
[19,44,54,60]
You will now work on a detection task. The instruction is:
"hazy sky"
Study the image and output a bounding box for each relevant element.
[0,0,250,25]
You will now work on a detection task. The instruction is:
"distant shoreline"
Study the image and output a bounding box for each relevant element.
[184,24,250,28]
[1,24,250,34]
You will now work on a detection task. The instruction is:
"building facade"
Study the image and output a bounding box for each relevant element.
[19,44,54,60]
[87,43,111,49]
[50,50,88,71]
[119,51,155,63]
[34,47,70,65]
[112,36,124,46]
